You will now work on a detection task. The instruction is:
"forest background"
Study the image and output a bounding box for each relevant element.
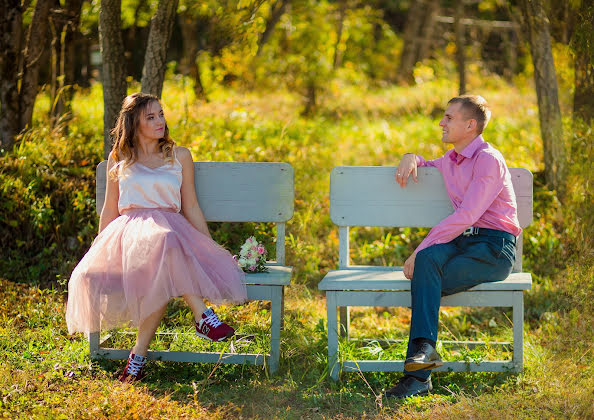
[0,0,593,418]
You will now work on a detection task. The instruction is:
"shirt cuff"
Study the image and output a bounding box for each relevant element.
[414,154,426,167]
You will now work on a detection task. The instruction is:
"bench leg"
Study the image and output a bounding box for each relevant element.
[280,286,285,330]
[89,332,100,359]
[89,292,101,359]
[512,291,524,372]
[339,306,350,339]
[268,286,283,374]
[327,292,340,381]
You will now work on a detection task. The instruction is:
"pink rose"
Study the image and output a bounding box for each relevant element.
[247,252,252,257]
[249,265,256,271]
[257,246,265,255]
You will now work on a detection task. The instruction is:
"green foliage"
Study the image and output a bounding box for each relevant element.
[1,64,593,417]
[0,122,102,285]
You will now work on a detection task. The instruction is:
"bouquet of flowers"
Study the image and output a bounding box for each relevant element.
[234,236,268,273]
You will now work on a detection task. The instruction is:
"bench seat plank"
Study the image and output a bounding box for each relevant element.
[319,269,532,291]
[243,265,293,286]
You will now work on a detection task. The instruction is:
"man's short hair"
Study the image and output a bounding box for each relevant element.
[448,95,491,134]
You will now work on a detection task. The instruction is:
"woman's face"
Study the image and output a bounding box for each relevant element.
[136,100,165,142]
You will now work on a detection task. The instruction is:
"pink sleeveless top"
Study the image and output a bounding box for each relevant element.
[117,157,182,213]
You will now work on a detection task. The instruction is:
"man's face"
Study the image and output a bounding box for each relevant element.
[439,102,474,146]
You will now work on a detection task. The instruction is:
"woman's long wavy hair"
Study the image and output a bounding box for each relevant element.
[108,93,175,179]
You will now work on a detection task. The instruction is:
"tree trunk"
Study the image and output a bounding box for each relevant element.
[454,0,466,95]
[0,0,22,151]
[178,12,206,100]
[126,0,149,75]
[140,0,179,98]
[303,79,316,116]
[49,5,66,127]
[417,0,439,63]
[256,0,290,56]
[572,2,593,123]
[19,0,53,130]
[520,0,565,196]
[397,0,426,84]
[61,0,83,120]
[502,29,518,81]
[573,52,593,124]
[100,0,128,159]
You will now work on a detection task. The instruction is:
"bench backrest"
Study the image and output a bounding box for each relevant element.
[330,166,533,272]
[96,161,294,264]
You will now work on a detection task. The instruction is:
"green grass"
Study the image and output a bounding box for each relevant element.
[1,73,593,418]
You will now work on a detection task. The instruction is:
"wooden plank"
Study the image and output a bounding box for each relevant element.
[512,291,524,370]
[269,287,283,373]
[339,307,350,338]
[349,338,512,351]
[341,265,404,271]
[319,270,532,291]
[276,223,286,265]
[89,332,100,356]
[331,290,519,307]
[92,348,267,365]
[342,360,519,373]
[339,226,350,268]
[96,161,107,215]
[243,265,292,286]
[96,161,295,222]
[330,167,532,228]
[246,284,283,301]
[435,15,520,29]
[327,292,340,381]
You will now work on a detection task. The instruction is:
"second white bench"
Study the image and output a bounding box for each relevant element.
[319,166,533,380]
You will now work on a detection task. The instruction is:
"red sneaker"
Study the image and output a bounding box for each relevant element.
[195,308,235,342]
[118,353,147,383]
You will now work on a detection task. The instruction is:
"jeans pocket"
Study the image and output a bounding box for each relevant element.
[500,238,516,265]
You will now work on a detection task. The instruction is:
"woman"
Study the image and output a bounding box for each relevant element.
[66,93,247,382]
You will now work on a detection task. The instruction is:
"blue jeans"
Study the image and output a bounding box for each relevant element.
[405,230,516,380]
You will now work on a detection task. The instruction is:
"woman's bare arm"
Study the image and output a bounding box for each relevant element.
[177,146,212,238]
[98,154,121,232]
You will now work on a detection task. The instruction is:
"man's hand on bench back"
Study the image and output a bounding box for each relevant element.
[395,153,418,187]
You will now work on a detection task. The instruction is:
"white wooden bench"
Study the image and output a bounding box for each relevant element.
[319,166,533,380]
[91,161,294,374]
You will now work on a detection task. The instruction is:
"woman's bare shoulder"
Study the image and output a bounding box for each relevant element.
[174,146,193,161]
[175,146,195,170]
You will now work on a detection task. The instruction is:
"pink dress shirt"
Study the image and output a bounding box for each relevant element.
[413,135,522,254]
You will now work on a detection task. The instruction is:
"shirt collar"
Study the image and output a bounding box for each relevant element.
[449,135,484,164]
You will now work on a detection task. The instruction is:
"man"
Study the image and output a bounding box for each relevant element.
[385,95,521,399]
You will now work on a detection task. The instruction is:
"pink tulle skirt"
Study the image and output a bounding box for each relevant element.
[66,208,247,334]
